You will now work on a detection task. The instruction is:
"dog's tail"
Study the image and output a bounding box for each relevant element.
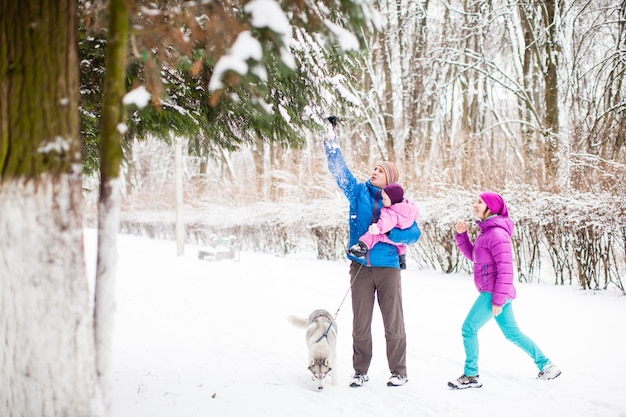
[288,315,308,328]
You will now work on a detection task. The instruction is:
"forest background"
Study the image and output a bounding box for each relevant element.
[2,1,625,416]
[81,0,626,294]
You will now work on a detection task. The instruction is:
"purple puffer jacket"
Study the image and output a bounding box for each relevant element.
[456,215,517,306]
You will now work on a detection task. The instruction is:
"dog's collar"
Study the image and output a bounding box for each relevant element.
[311,311,332,322]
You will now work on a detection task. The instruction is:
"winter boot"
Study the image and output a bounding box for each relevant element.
[348,241,368,258]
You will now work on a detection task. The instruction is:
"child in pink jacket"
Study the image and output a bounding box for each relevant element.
[348,183,420,269]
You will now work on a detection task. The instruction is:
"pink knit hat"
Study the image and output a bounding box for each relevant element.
[376,161,399,186]
[480,191,509,217]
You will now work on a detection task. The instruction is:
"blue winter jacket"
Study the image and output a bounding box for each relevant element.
[324,138,421,268]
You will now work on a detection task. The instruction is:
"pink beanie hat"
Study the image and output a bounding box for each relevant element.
[480,191,509,217]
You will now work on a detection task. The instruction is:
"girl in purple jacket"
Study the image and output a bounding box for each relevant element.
[448,191,561,389]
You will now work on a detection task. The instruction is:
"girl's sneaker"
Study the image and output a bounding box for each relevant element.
[537,363,561,380]
[448,374,482,389]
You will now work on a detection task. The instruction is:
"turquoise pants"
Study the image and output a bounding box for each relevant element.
[462,292,550,376]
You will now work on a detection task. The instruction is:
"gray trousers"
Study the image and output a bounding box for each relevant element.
[349,261,407,377]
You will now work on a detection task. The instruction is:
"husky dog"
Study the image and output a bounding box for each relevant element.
[288,309,338,390]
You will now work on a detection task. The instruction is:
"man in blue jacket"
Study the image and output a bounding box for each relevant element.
[323,118,421,388]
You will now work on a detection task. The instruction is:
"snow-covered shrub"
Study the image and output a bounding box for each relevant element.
[510,190,625,291]
[408,219,471,273]
[108,188,625,292]
[310,224,348,260]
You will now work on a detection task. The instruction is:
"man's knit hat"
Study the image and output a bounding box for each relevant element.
[480,191,509,217]
[383,183,404,204]
[376,161,399,186]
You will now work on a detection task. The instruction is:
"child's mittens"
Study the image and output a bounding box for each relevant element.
[368,224,381,235]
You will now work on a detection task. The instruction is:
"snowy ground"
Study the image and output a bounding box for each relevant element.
[84,230,626,417]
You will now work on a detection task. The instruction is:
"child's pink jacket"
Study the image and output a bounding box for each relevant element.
[376,199,420,233]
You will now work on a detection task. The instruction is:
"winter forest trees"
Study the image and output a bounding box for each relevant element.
[103,0,625,290]
[96,0,626,208]
[78,0,626,203]
[305,0,626,196]
[0,0,624,416]
[1,1,375,416]
[122,0,624,201]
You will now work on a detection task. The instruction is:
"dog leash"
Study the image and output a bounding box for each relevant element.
[315,262,364,344]
[332,261,364,321]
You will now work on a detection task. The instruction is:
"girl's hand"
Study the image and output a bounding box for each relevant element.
[492,305,503,317]
[368,224,380,235]
[455,220,468,234]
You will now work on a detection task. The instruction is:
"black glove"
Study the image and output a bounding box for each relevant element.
[399,254,407,270]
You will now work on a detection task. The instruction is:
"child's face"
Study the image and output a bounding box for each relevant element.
[382,191,392,207]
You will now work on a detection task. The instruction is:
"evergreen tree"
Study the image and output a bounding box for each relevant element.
[78,0,376,173]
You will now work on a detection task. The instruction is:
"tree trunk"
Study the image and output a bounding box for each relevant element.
[0,179,101,417]
[94,0,130,414]
[517,1,540,184]
[0,0,102,415]
[542,0,560,189]
[175,136,184,255]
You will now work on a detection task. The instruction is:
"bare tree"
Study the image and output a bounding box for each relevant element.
[268,0,623,198]
[567,0,626,193]
[541,0,561,189]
